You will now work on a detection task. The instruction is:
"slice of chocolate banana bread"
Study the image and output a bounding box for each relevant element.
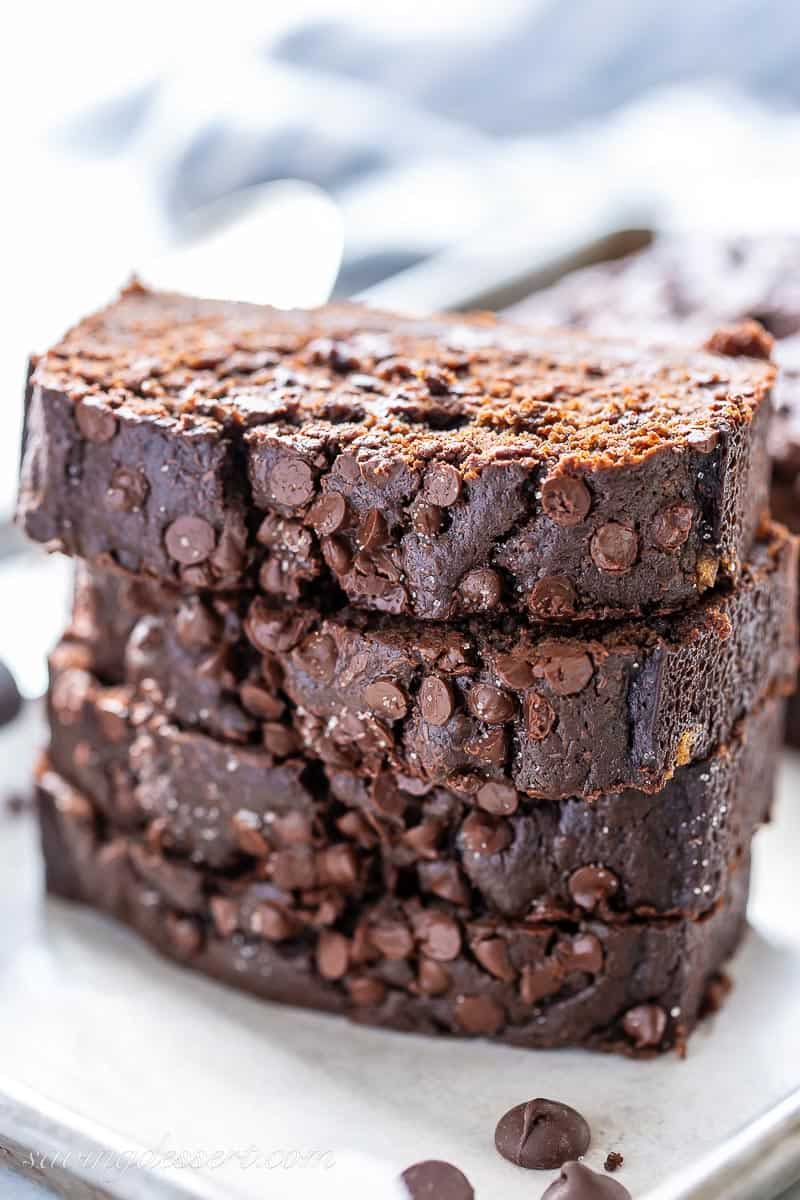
[18,283,775,622]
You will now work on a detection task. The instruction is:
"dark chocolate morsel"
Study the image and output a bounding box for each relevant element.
[494,1098,590,1170]
[540,1161,631,1199]
[164,517,216,565]
[541,475,591,526]
[401,1160,474,1200]
[0,660,22,728]
[622,1003,668,1048]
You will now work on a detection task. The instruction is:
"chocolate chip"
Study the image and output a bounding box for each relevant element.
[272,811,313,846]
[420,676,454,725]
[403,820,442,859]
[164,914,203,960]
[269,457,315,507]
[622,1003,668,1048]
[209,896,239,939]
[164,516,216,565]
[270,846,316,890]
[232,812,271,858]
[369,919,414,960]
[541,1162,631,1199]
[248,902,293,941]
[460,811,511,856]
[524,691,556,740]
[320,534,353,575]
[424,463,462,506]
[604,1152,624,1173]
[347,976,386,1007]
[652,504,694,550]
[494,1098,590,1170]
[464,726,507,765]
[467,684,514,724]
[535,643,594,696]
[416,958,451,996]
[262,723,299,757]
[318,844,359,888]
[519,961,563,1004]
[418,911,461,961]
[529,576,577,619]
[75,398,117,443]
[557,933,604,975]
[459,568,503,611]
[472,937,516,982]
[412,504,442,536]
[493,653,534,689]
[419,861,470,905]
[316,930,350,980]
[0,661,21,729]
[307,492,348,535]
[293,633,337,684]
[364,679,408,720]
[568,865,619,911]
[541,475,591,526]
[477,780,519,816]
[401,1160,474,1200]
[590,523,638,574]
[357,508,387,550]
[175,597,221,649]
[239,682,284,721]
[454,994,505,1035]
[106,466,149,512]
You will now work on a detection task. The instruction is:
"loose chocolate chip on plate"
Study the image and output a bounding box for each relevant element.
[652,504,694,550]
[423,463,462,506]
[269,458,315,507]
[590,523,638,574]
[541,475,591,526]
[494,1098,590,1170]
[568,865,619,911]
[541,1161,631,1199]
[622,1003,668,1049]
[419,676,455,725]
[604,1152,624,1173]
[164,516,216,565]
[401,1160,474,1200]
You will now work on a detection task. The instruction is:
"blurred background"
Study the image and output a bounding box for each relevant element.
[3,3,800,1196]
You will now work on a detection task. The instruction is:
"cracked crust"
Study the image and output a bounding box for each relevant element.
[18,283,775,622]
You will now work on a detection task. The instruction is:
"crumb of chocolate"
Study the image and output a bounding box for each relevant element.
[604,1152,624,1172]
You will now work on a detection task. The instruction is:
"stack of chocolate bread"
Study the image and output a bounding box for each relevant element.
[18,284,797,1055]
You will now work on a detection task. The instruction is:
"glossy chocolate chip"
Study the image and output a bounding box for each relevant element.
[364,680,408,720]
[269,458,315,507]
[106,466,149,512]
[524,691,556,740]
[652,504,694,550]
[459,568,503,611]
[75,399,118,444]
[477,780,519,816]
[316,930,350,980]
[541,475,591,526]
[454,993,505,1035]
[622,1003,668,1048]
[401,1160,474,1200]
[536,643,594,696]
[423,463,462,506]
[307,492,348,535]
[541,1161,631,1199]
[164,516,216,565]
[467,684,515,724]
[590,523,639,574]
[529,575,577,618]
[420,676,455,725]
[568,865,619,911]
[494,1098,590,1170]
